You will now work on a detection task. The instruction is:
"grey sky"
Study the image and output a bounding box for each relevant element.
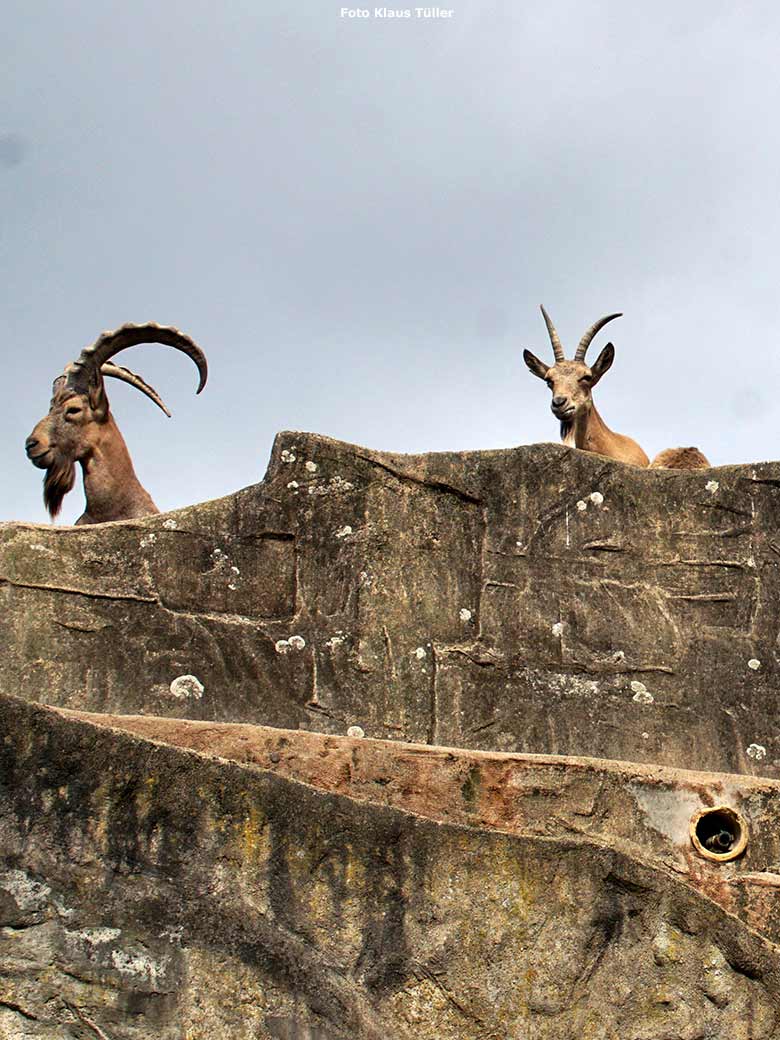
[3,0,779,523]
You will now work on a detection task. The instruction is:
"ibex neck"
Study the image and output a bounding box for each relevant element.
[560,400,650,467]
[78,415,158,523]
[571,402,615,455]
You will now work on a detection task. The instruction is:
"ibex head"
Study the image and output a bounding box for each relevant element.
[523,306,621,431]
[26,323,207,519]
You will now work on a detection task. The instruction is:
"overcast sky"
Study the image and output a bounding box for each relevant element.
[3,0,779,524]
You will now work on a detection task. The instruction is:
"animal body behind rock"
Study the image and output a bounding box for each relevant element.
[649,446,710,470]
[25,323,208,524]
[523,306,709,469]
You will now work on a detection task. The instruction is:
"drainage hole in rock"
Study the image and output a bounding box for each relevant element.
[690,806,748,862]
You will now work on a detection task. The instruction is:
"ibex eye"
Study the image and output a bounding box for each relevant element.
[66,406,81,416]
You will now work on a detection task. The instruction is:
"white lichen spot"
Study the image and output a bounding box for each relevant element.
[160,925,184,946]
[162,518,178,530]
[280,449,296,463]
[29,542,53,554]
[308,475,355,495]
[169,673,204,698]
[630,680,654,704]
[140,533,157,548]
[53,897,77,922]
[589,491,604,506]
[110,949,168,988]
[0,870,51,912]
[76,928,122,945]
[706,480,719,494]
[576,499,587,512]
[325,634,346,651]
[748,658,761,671]
[347,725,365,739]
[210,547,239,588]
[358,571,373,588]
[169,674,204,700]
[747,743,767,761]
[642,732,649,740]
[287,480,299,490]
[459,608,473,623]
[305,460,318,472]
[335,525,353,539]
[544,671,599,700]
[633,690,654,704]
[414,647,427,660]
[551,622,564,637]
[276,635,305,653]
[612,649,626,662]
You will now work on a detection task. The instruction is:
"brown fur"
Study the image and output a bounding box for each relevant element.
[26,384,159,524]
[42,456,76,518]
[524,349,651,467]
[649,447,710,470]
[524,311,708,470]
[26,323,207,524]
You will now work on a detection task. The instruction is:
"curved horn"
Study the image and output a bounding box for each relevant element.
[540,305,565,362]
[68,323,208,394]
[574,313,622,362]
[101,362,172,417]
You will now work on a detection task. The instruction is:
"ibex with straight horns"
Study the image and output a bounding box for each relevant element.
[523,306,709,469]
[26,323,208,524]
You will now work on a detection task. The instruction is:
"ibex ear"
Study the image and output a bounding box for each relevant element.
[523,350,550,381]
[589,342,615,386]
[87,380,109,420]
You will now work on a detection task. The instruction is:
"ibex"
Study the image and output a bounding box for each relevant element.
[26,323,208,524]
[523,306,709,469]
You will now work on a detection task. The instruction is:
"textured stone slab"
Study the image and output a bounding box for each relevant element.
[3,433,780,776]
[1,694,779,1039]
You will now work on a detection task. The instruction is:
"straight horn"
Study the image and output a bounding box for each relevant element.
[540,305,565,362]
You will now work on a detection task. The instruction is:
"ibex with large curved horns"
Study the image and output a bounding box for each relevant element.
[523,306,709,469]
[25,323,208,524]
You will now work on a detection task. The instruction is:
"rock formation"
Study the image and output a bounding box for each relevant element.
[2,433,780,1037]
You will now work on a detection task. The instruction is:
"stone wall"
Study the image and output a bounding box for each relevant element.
[4,433,780,1038]
[1,695,778,1039]
[3,432,779,776]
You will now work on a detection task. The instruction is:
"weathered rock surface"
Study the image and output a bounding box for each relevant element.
[1,694,780,1040]
[2,432,779,776]
[5,433,780,1037]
